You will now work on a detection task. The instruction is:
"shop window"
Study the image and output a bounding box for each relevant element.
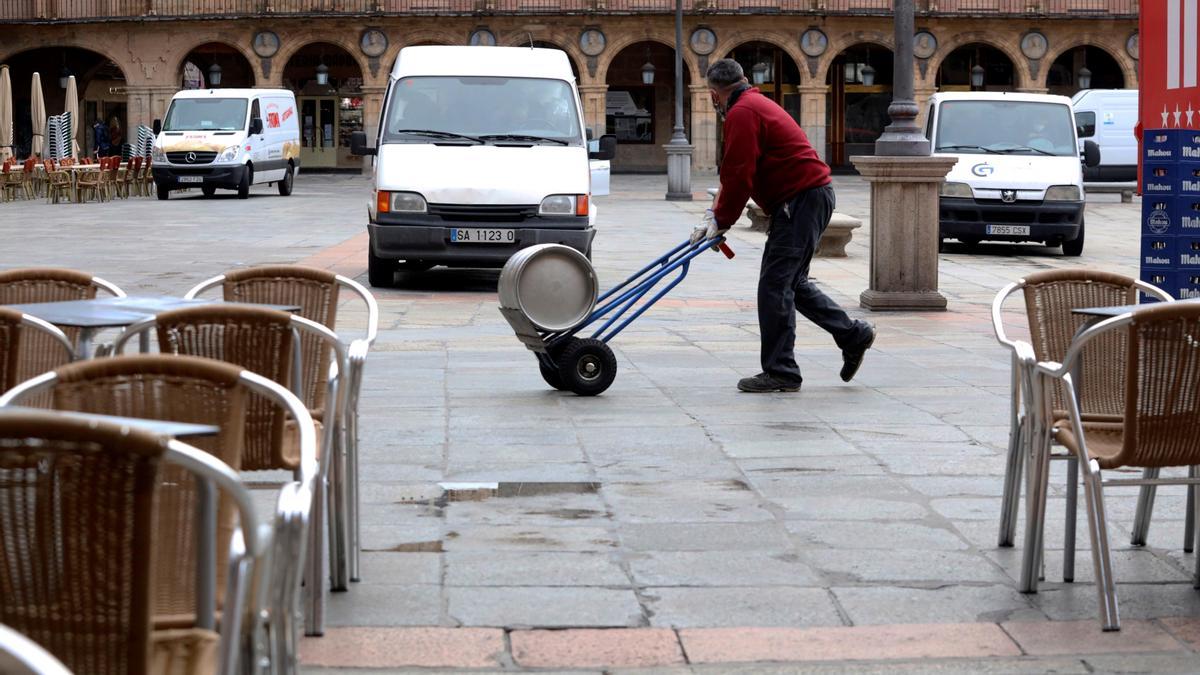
[606,87,654,144]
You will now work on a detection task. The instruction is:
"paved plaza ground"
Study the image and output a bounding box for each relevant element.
[3,174,1200,672]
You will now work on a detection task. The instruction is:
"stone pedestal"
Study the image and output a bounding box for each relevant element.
[664,142,693,201]
[850,155,957,311]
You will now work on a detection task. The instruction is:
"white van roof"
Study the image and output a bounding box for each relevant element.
[391,46,575,81]
[930,91,1073,106]
[1071,89,1138,106]
[171,88,294,100]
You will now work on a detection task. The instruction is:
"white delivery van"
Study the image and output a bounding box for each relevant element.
[927,92,1100,256]
[151,88,300,200]
[1071,88,1137,182]
[351,46,615,288]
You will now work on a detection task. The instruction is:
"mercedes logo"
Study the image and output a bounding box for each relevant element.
[185,151,197,164]
[1001,190,1017,203]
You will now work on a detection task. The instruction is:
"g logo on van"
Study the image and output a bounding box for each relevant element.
[971,163,994,177]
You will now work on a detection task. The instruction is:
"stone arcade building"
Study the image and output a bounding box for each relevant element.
[0,1,1138,172]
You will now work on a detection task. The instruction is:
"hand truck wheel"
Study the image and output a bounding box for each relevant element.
[556,337,617,396]
[537,352,567,390]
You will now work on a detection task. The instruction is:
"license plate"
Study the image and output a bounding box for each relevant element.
[178,176,203,184]
[986,225,1030,236]
[450,228,515,244]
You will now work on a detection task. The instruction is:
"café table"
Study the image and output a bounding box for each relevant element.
[0,405,223,629]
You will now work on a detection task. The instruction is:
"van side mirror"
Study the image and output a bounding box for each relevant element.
[152,119,161,135]
[249,117,264,135]
[1082,139,1100,168]
[350,131,376,156]
[589,134,616,161]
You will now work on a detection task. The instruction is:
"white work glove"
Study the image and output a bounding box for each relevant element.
[690,209,729,244]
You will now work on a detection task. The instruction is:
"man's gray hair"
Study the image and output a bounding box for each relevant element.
[706,59,744,88]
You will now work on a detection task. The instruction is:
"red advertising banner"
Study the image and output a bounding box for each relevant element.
[1141,0,1200,132]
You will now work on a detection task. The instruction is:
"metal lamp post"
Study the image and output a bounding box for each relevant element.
[664,0,693,200]
[873,0,928,156]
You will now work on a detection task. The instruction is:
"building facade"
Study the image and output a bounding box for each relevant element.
[0,1,1139,172]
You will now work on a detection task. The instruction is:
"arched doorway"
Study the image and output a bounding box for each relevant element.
[724,41,802,121]
[604,41,691,173]
[826,43,893,168]
[1,47,127,159]
[1047,46,1125,96]
[937,43,1015,92]
[178,42,255,90]
[531,41,581,81]
[283,43,364,170]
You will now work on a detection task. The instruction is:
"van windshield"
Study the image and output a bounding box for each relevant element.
[383,76,582,145]
[163,98,248,131]
[935,100,1077,157]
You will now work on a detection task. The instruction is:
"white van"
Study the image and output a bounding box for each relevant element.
[927,92,1099,256]
[1071,88,1137,182]
[151,88,300,200]
[351,46,614,288]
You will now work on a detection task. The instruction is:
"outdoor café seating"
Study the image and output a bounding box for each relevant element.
[0,306,74,392]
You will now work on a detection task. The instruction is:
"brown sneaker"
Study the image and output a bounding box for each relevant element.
[737,373,801,393]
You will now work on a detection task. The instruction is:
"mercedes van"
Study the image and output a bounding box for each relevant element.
[351,46,615,287]
[151,88,300,200]
[1071,88,1137,182]
[928,92,1099,255]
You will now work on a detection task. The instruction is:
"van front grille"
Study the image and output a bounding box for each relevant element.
[166,151,217,165]
[427,204,538,222]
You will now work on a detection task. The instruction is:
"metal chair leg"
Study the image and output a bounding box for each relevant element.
[1063,456,1079,583]
[1185,467,1196,554]
[328,420,350,592]
[304,470,327,636]
[1083,462,1120,631]
[998,412,1026,548]
[1020,379,1052,594]
[1131,469,1160,546]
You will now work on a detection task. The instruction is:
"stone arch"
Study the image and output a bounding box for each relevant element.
[929,32,1029,88]
[596,33,702,87]
[394,29,460,49]
[1042,40,1136,90]
[718,31,808,85]
[816,31,894,89]
[174,41,257,89]
[274,35,369,84]
[0,42,132,83]
[500,35,585,82]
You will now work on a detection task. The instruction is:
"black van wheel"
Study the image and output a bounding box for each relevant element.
[368,248,397,288]
[202,186,216,198]
[157,185,170,201]
[557,338,617,396]
[237,167,251,199]
[1062,220,1085,257]
[278,165,294,196]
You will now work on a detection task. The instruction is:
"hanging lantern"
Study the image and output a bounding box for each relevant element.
[316,62,330,86]
[207,63,222,87]
[641,60,656,85]
[59,66,71,89]
[970,64,985,89]
[861,64,876,86]
[751,60,769,86]
[1077,66,1092,90]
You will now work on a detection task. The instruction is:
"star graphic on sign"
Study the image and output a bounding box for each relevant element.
[1175,104,1183,127]
[1164,105,1171,127]
[1189,103,1196,127]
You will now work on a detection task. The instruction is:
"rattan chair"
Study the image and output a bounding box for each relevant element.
[0,267,127,359]
[0,409,263,673]
[1036,302,1200,630]
[0,307,74,394]
[991,270,1173,584]
[75,161,104,203]
[0,623,72,675]
[0,355,318,671]
[112,305,344,636]
[185,265,378,584]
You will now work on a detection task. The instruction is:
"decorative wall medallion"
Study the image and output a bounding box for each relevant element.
[252,31,280,59]
[360,29,389,58]
[913,31,937,60]
[469,29,497,46]
[1020,31,1049,61]
[579,29,606,57]
[799,28,828,58]
[1127,32,1139,60]
[690,28,717,56]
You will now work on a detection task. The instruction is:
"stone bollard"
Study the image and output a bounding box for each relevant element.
[710,189,862,256]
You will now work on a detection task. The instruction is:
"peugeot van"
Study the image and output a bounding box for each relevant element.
[351,46,615,287]
[151,88,300,200]
[1071,88,1137,182]
[928,92,1099,255]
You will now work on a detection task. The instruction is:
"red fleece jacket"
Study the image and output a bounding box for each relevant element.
[712,88,831,227]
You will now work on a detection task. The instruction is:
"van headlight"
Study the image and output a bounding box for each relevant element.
[1044,185,1081,201]
[940,182,973,198]
[152,146,166,163]
[539,194,589,216]
[217,145,240,162]
[376,191,427,214]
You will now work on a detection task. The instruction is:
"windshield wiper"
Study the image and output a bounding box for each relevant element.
[994,145,1056,157]
[395,129,483,144]
[477,134,569,146]
[936,144,1001,154]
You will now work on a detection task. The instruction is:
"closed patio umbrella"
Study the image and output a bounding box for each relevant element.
[0,65,12,162]
[64,75,79,158]
[30,72,45,158]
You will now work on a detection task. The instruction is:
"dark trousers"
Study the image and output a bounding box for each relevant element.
[758,184,862,385]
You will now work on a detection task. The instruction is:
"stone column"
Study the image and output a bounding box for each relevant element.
[360,84,387,174]
[689,84,717,170]
[125,85,179,129]
[578,83,609,140]
[799,85,828,162]
[850,155,958,310]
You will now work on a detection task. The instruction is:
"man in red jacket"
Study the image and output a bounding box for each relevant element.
[694,59,875,392]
